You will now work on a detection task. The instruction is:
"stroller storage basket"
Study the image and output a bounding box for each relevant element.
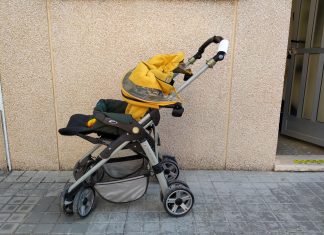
[95,175,148,203]
[95,155,149,203]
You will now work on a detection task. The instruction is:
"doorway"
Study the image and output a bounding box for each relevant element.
[276,0,324,170]
[281,0,324,146]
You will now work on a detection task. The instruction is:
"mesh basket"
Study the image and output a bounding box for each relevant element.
[94,155,150,203]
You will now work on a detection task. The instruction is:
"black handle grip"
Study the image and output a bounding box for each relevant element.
[193,36,223,60]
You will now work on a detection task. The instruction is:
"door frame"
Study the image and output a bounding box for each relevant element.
[281,0,324,147]
[0,79,12,171]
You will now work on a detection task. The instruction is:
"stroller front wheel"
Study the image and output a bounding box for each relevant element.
[163,185,194,217]
[73,186,96,218]
[60,183,74,215]
[162,159,179,182]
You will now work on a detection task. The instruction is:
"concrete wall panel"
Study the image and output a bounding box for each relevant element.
[226,0,292,170]
[0,1,59,170]
[50,0,234,169]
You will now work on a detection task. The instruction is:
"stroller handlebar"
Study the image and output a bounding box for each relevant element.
[218,39,229,54]
[175,37,229,93]
[192,36,223,60]
[188,36,229,65]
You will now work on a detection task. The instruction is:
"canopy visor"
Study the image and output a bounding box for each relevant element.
[122,71,180,103]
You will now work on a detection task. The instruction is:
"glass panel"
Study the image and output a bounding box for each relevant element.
[296,0,311,48]
[303,54,320,119]
[312,0,324,48]
[317,65,324,122]
[290,55,304,116]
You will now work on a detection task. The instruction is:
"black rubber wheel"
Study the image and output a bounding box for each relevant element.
[168,179,189,188]
[60,183,74,215]
[162,155,178,163]
[162,159,179,181]
[73,186,96,218]
[161,179,189,202]
[163,185,194,217]
[73,155,93,181]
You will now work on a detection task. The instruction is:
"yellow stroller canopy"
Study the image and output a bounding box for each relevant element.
[122,52,186,120]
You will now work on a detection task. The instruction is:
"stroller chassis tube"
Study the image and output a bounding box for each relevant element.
[78,144,102,162]
[140,140,169,197]
[69,118,156,194]
[175,64,209,94]
[68,141,129,193]
[68,136,168,195]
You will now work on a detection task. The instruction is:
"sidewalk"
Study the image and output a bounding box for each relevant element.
[0,170,323,234]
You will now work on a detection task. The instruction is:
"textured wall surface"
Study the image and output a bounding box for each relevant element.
[225,0,292,170]
[0,0,292,170]
[50,0,234,169]
[0,1,59,170]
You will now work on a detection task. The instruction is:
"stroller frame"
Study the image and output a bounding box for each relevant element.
[61,36,229,218]
[67,116,169,196]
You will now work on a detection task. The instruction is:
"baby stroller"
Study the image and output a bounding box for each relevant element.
[59,36,229,218]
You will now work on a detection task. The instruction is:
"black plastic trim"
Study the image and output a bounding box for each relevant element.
[152,162,164,174]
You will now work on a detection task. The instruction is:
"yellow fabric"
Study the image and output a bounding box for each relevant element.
[87,118,96,128]
[129,52,184,94]
[122,52,185,120]
[125,105,148,121]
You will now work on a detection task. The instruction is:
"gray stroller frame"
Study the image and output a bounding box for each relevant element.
[60,36,229,218]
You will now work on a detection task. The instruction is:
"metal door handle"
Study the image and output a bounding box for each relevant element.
[291,39,305,44]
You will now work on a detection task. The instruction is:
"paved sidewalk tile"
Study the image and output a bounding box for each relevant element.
[33,223,55,234]
[15,223,36,234]
[0,223,19,234]
[6,213,27,223]
[0,170,321,234]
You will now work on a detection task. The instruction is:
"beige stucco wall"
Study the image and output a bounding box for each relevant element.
[0,0,291,170]
[0,1,59,170]
[226,0,292,170]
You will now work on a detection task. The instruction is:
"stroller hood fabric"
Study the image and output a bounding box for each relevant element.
[122,52,184,120]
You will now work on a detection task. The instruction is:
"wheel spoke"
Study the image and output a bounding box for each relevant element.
[181,195,191,202]
[180,203,189,211]
[176,191,181,198]
[80,205,86,215]
[169,165,176,171]
[171,204,178,213]
[166,198,176,203]
[169,171,177,178]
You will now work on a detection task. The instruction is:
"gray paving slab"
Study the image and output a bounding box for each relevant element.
[0,223,18,234]
[33,223,55,234]
[0,170,321,234]
[14,223,36,234]
[15,205,35,214]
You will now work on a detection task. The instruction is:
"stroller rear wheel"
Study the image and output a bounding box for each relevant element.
[73,158,104,184]
[163,185,194,217]
[162,159,179,181]
[73,186,96,218]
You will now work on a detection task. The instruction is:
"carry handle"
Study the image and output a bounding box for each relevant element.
[192,36,223,60]
[206,39,229,68]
